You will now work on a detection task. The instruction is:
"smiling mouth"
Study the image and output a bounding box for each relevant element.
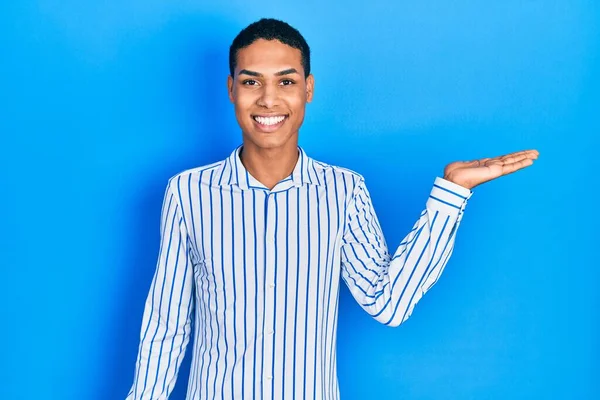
[252,114,288,127]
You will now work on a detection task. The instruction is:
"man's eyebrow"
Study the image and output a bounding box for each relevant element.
[275,68,299,76]
[238,69,262,77]
[237,68,300,77]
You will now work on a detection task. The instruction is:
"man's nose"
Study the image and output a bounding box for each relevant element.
[257,84,279,108]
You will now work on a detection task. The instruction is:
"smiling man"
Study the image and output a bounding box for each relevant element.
[126,18,538,400]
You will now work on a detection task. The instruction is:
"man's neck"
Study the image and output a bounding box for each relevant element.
[239,141,299,190]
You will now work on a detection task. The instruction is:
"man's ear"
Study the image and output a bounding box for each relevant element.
[227,75,234,103]
[306,74,315,103]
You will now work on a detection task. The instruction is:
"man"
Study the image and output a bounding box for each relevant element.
[126,18,538,400]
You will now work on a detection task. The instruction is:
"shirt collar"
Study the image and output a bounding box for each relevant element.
[216,145,320,190]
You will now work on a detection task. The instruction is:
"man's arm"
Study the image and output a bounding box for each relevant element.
[340,177,471,327]
[126,177,195,399]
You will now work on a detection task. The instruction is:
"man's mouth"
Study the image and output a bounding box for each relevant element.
[252,114,288,131]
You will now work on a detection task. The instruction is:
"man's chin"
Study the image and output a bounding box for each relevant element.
[244,131,296,150]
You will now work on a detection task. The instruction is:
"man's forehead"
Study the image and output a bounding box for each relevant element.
[236,39,303,70]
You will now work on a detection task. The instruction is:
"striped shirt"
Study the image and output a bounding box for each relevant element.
[126,145,472,400]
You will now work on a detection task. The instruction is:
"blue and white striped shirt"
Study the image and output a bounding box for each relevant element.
[127,145,472,400]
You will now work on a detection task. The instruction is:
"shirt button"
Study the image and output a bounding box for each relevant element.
[269,283,275,288]
[266,376,272,380]
[267,330,274,335]
[266,237,274,244]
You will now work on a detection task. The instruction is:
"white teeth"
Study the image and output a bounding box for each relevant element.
[254,115,286,126]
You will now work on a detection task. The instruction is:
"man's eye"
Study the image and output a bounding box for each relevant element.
[280,79,295,85]
[242,79,258,85]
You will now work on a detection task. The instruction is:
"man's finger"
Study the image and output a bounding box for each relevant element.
[500,153,532,165]
[499,149,539,161]
[501,158,534,175]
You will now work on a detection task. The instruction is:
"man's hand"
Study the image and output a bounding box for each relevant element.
[443,149,539,190]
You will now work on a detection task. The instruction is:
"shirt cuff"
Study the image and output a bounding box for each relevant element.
[426,177,473,216]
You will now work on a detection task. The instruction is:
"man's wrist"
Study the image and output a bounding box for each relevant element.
[443,174,473,190]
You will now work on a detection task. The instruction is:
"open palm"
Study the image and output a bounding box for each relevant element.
[444,149,539,190]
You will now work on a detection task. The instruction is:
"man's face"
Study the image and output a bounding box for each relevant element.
[228,39,314,151]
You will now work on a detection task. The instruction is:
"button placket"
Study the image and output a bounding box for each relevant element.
[263,192,277,385]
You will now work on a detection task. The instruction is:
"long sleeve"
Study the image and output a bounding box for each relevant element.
[127,178,196,399]
[340,177,472,327]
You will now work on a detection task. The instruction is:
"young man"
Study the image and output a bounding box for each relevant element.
[126,18,538,400]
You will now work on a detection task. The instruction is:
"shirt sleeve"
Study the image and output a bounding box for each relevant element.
[340,176,472,327]
[126,178,196,399]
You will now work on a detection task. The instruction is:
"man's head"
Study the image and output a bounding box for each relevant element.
[227,18,314,152]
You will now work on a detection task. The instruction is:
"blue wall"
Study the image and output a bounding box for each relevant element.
[2,1,598,399]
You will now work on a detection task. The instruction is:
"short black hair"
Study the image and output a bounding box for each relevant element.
[229,18,311,78]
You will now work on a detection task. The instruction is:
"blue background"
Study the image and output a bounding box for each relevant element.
[1,1,598,399]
